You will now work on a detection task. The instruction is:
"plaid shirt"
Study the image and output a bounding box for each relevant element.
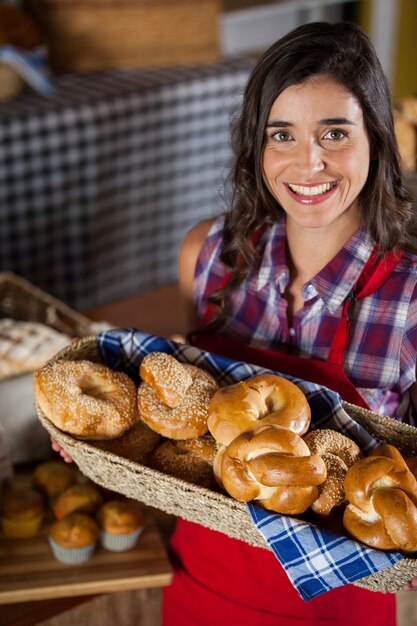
[194,215,417,422]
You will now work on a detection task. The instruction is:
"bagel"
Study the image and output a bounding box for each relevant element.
[34,360,138,440]
[149,434,218,488]
[137,352,218,439]
[214,425,327,515]
[303,429,362,516]
[343,443,417,552]
[208,373,310,446]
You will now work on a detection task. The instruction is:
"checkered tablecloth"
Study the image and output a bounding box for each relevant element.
[0,59,252,310]
[98,328,405,601]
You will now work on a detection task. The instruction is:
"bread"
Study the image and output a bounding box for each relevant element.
[393,109,416,171]
[137,353,218,439]
[214,425,327,515]
[34,359,138,440]
[303,429,362,516]
[0,319,69,381]
[92,420,161,464]
[52,484,103,520]
[343,443,417,552]
[208,373,311,447]
[149,434,218,488]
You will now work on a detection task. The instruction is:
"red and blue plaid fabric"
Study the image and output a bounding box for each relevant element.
[194,216,417,422]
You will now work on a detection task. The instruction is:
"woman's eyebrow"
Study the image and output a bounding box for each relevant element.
[319,117,356,125]
[266,117,356,128]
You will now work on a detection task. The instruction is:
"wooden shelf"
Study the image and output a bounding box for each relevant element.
[0,512,172,605]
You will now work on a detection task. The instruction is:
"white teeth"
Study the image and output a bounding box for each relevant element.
[288,182,335,196]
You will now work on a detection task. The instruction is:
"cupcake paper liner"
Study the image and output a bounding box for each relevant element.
[99,527,143,552]
[48,536,96,564]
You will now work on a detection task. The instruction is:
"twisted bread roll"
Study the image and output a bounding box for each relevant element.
[34,360,138,440]
[303,429,361,516]
[208,374,310,446]
[214,425,327,515]
[343,443,417,552]
[137,352,218,439]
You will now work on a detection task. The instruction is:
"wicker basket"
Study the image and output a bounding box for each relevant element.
[35,335,417,593]
[0,271,95,337]
[30,0,221,72]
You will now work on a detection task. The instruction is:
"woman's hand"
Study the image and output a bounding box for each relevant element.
[403,578,417,591]
[51,438,73,463]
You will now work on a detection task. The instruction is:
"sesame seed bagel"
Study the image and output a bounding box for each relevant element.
[303,429,362,516]
[34,359,138,440]
[137,353,218,440]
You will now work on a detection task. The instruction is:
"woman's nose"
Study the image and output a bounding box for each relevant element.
[293,140,325,177]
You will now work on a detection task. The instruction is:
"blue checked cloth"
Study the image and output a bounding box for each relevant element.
[98,328,404,601]
[0,45,54,96]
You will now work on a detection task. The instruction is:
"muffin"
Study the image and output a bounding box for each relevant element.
[48,513,100,564]
[52,484,103,520]
[2,487,44,538]
[97,499,145,552]
[33,461,75,503]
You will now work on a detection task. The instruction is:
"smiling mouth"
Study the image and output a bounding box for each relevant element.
[287,181,338,197]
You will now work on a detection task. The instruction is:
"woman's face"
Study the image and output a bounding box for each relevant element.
[262,75,371,232]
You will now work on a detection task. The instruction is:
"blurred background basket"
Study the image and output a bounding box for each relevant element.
[29,0,221,72]
[0,271,95,337]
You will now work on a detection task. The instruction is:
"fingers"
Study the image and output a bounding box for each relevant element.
[51,438,73,463]
[403,578,417,591]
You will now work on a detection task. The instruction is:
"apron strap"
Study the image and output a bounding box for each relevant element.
[327,247,404,364]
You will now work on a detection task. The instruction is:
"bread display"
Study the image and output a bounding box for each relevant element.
[0,318,69,381]
[343,443,417,553]
[33,360,138,440]
[394,95,417,171]
[207,373,311,447]
[137,352,218,439]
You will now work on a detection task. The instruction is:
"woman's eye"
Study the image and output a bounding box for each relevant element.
[323,129,347,140]
[272,130,292,142]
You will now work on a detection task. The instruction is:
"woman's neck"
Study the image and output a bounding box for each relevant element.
[283,216,361,322]
[285,218,360,284]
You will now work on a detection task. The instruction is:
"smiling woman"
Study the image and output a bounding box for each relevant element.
[164,20,417,626]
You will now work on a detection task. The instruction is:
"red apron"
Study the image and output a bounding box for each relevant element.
[163,248,403,626]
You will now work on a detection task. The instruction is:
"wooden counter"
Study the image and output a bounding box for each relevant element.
[0,512,172,605]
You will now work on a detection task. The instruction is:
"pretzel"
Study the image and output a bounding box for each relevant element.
[303,429,362,516]
[208,373,311,446]
[343,443,417,552]
[214,425,327,515]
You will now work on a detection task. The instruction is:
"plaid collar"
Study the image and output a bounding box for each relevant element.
[255,221,375,314]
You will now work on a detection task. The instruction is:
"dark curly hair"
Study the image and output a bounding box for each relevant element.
[207,20,414,332]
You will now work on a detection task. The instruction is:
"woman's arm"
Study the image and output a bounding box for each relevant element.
[178,218,215,333]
